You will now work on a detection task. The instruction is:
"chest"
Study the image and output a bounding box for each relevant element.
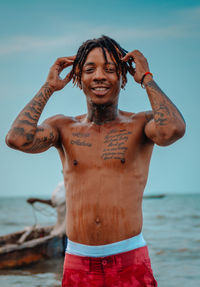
[60,123,147,171]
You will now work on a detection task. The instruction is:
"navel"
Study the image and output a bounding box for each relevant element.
[73,160,78,166]
[95,217,101,224]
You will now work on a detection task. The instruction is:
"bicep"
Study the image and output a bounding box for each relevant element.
[22,121,59,153]
[144,110,159,144]
[144,119,158,143]
[144,117,171,146]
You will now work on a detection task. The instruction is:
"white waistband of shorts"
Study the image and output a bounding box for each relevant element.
[66,233,146,257]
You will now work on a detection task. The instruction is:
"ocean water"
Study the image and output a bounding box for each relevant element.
[0,194,200,287]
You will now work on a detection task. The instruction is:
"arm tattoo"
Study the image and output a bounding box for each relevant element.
[146,80,185,126]
[22,131,55,152]
[23,112,38,121]
[18,119,36,127]
[10,83,56,150]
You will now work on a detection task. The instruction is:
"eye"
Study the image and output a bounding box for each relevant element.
[105,67,116,73]
[84,67,95,73]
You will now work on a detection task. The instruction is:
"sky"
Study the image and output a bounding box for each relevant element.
[0,0,199,197]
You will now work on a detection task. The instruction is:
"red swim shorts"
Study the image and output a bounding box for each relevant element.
[62,246,157,287]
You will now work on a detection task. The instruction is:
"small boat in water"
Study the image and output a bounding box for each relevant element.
[143,194,166,199]
[0,225,65,269]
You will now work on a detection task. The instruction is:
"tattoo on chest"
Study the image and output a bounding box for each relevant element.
[72,132,90,138]
[70,132,92,147]
[102,129,132,160]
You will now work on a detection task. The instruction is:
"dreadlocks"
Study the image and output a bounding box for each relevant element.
[71,35,132,89]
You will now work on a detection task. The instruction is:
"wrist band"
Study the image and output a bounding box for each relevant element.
[141,72,153,88]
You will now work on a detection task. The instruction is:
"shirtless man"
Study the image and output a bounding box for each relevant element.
[6,36,185,286]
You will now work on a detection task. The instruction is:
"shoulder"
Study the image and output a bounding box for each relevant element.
[119,110,153,124]
[74,114,87,123]
[46,113,87,124]
[42,114,77,129]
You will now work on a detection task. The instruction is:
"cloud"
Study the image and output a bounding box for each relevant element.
[93,25,195,40]
[0,35,79,55]
[0,5,199,56]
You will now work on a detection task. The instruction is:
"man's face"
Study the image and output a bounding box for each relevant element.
[81,47,122,106]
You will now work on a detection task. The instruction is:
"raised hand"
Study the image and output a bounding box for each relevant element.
[122,50,151,84]
[6,56,76,153]
[46,56,76,92]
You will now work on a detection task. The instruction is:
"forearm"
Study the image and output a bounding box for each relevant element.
[144,76,186,144]
[122,49,186,145]
[6,83,53,148]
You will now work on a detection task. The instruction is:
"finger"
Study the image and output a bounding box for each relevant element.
[56,56,76,64]
[63,70,73,85]
[62,60,75,69]
[66,55,76,60]
[57,60,74,75]
[57,56,76,61]
[58,60,74,68]
[127,65,135,76]
[121,52,134,62]
[122,50,143,62]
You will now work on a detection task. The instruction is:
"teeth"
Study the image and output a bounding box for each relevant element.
[93,87,108,91]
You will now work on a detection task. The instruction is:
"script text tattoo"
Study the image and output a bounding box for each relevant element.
[102,129,132,160]
[71,132,92,147]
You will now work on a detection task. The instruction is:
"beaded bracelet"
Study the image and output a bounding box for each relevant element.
[141,72,153,88]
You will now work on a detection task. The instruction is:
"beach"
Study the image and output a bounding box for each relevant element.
[0,194,200,287]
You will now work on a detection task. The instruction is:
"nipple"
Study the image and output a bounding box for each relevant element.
[73,160,78,166]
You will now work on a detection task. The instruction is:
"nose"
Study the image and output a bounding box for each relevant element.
[93,67,106,81]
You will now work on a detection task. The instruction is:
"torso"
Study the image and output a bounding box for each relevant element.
[54,110,154,245]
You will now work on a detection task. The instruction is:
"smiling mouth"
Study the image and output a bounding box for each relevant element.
[91,87,110,91]
[90,87,110,97]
